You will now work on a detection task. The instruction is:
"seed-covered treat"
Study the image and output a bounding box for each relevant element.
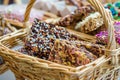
[68,40,105,57]
[22,18,80,59]
[49,39,104,67]
[20,19,104,67]
[96,22,120,45]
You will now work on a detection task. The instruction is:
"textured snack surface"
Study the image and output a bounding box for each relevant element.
[20,19,104,67]
[24,19,79,59]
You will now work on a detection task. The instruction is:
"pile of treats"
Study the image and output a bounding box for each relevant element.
[20,19,105,67]
[46,4,104,34]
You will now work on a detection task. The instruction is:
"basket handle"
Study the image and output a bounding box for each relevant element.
[23,0,35,33]
[24,0,35,23]
[23,0,58,27]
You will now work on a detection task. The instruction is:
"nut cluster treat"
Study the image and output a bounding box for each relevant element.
[20,19,105,67]
[75,12,103,33]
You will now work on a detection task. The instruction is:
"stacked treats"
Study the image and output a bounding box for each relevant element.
[20,19,105,67]
[46,5,104,34]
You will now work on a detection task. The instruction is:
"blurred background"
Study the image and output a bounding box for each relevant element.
[0,0,29,4]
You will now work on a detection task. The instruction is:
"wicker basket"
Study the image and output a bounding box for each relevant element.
[0,14,19,75]
[0,1,60,75]
[0,0,119,80]
[0,1,25,75]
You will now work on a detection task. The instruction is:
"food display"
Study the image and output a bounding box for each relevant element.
[46,5,104,34]
[19,19,105,67]
[0,0,120,80]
